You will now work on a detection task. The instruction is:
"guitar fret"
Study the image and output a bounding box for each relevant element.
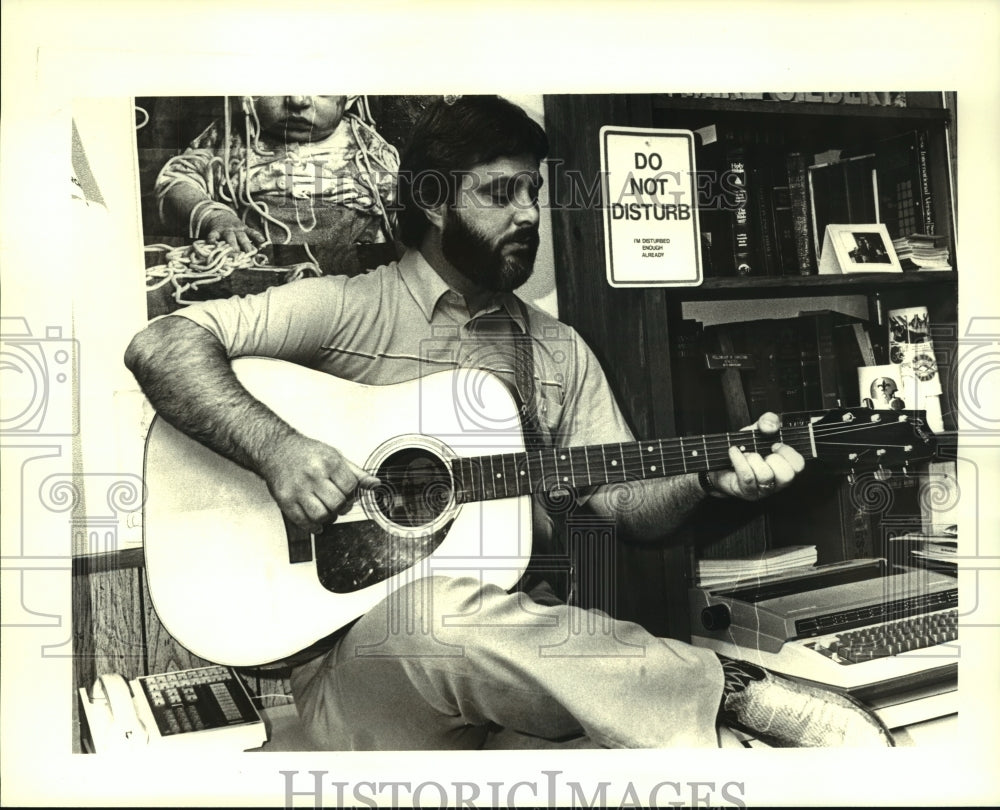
[701,435,710,471]
[466,456,478,501]
[495,453,506,498]
[461,457,476,501]
[456,457,466,501]
[571,446,589,488]
[617,444,627,482]
[551,447,562,490]
[502,453,515,498]
[728,432,740,456]
[559,447,576,488]
[453,457,466,502]
[489,453,499,499]
[582,445,593,486]
[642,442,659,478]
[669,437,684,474]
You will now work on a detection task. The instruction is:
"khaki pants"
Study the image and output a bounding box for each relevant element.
[290,575,723,750]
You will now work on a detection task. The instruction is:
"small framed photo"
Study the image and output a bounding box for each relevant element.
[858,364,907,410]
[817,223,902,274]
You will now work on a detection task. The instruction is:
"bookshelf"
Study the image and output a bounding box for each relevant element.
[542,93,958,641]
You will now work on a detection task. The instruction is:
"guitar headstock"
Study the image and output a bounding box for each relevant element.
[794,408,937,474]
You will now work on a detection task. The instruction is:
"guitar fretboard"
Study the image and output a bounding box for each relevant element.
[452,426,815,504]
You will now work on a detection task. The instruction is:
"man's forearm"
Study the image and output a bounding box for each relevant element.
[590,473,706,540]
[124,316,295,477]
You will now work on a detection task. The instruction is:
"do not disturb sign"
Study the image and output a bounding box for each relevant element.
[600,126,702,287]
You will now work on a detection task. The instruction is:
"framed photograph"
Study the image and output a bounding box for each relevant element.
[817,223,902,274]
[857,364,907,410]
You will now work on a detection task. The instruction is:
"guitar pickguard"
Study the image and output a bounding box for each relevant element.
[313,518,454,593]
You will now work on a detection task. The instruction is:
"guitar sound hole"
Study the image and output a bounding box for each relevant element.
[371,448,453,528]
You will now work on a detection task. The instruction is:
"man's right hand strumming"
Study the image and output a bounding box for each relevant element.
[259,432,380,534]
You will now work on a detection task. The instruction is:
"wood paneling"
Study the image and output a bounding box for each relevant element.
[544,94,691,640]
[73,551,294,709]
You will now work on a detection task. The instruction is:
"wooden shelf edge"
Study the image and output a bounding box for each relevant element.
[678,271,957,299]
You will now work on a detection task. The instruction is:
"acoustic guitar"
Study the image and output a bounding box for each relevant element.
[143,357,937,666]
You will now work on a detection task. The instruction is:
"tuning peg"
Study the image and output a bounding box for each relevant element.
[842,412,855,423]
[897,414,909,422]
[870,413,881,422]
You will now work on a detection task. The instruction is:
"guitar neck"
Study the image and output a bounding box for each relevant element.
[453,425,815,503]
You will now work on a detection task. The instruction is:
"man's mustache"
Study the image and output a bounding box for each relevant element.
[504,229,540,249]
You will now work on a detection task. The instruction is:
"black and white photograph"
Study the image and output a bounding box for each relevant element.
[826,222,903,273]
[847,231,891,264]
[2,3,999,809]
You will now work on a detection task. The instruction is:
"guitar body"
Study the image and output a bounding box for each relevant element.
[143,358,532,666]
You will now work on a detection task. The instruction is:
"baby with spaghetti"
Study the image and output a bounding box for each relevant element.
[154,95,398,277]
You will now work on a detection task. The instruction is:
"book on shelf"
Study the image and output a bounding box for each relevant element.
[694,125,748,277]
[694,127,786,277]
[785,152,815,275]
[770,182,800,276]
[750,156,779,276]
[694,544,818,588]
[727,145,754,276]
[807,153,879,259]
[874,130,926,241]
[916,130,935,236]
[793,311,878,413]
[704,312,870,422]
[671,318,712,436]
[772,319,806,412]
[693,125,732,278]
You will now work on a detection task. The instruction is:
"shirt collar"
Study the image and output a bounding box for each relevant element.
[398,249,527,333]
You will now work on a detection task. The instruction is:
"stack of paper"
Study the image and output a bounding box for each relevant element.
[695,545,818,588]
[891,525,957,570]
[892,234,952,271]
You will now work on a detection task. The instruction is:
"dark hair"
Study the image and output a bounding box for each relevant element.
[396,95,549,247]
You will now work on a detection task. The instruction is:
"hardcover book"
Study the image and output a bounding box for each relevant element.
[785,152,815,274]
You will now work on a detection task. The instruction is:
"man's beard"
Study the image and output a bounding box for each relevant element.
[440,207,539,294]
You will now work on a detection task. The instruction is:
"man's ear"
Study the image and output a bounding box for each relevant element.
[423,200,447,232]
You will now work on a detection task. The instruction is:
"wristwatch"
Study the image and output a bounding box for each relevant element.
[698,469,726,498]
